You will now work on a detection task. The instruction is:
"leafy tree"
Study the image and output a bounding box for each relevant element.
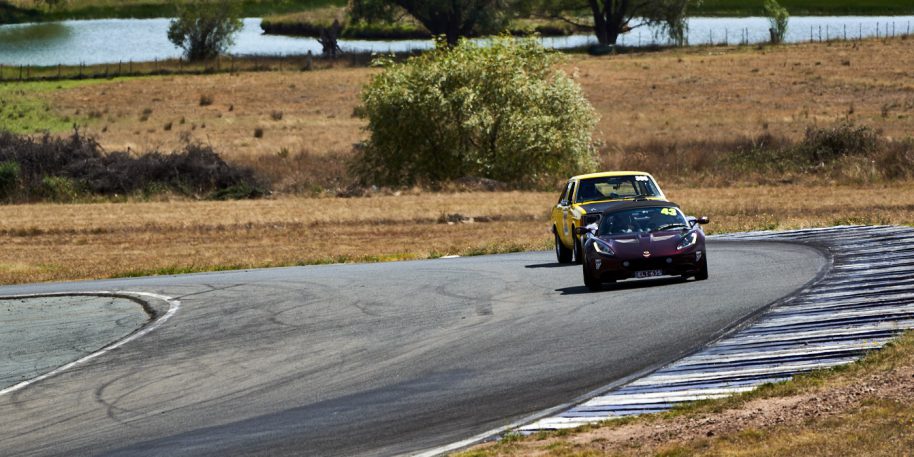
[534,0,697,47]
[355,37,598,188]
[763,0,789,44]
[167,0,243,61]
[349,0,510,46]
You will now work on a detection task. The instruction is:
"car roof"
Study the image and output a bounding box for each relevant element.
[598,200,680,215]
[571,171,654,181]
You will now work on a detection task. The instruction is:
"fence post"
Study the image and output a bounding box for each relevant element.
[826,25,829,41]
[118,60,121,76]
[26,65,30,80]
[844,24,847,41]
[57,63,62,79]
[0,64,4,82]
[129,60,132,74]
[810,25,813,42]
[860,23,863,40]
[19,65,23,81]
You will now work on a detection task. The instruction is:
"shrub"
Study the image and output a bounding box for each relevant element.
[40,176,83,202]
[199,94,214,106]
[0,130,264,202]
[763,0,789,44]
[799,121,878,163]
[355,36,598,188]
[270,110,284,121]
[0,160,20,200]
[254,127,264,138]
[167,0,243,61]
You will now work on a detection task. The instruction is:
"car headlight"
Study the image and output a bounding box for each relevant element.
[677,232,698,250]
[593,240,614,256]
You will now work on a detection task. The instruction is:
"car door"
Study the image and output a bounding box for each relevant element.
[553,180,573,244]
[560,180,577,246]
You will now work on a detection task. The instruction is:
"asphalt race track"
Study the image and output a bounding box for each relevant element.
[0,240,826,457]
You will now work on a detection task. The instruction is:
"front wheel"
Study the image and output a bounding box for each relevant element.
[555,231,573,264]
[583,260,603,291]
[573,230,584,264]
[695,256,709,281]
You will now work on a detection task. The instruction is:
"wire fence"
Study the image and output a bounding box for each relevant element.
[616,19,913,47]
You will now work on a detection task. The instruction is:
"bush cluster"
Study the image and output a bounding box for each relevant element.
[355,36,598,189]
[0,130,263,202]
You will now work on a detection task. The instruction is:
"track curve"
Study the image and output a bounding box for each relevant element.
[0,240,825,457]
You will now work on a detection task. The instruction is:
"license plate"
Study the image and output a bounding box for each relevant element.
[634,269,664,279]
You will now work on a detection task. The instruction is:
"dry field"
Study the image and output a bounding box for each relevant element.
[44,37,914,186]
[1,184,912,285]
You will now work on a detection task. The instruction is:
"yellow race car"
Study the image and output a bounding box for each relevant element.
[552,171,667,263]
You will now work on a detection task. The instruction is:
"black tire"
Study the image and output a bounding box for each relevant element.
[555,230,573,264]
[583,259,603,291]
[573,229,584,264]
[695,256,709,281]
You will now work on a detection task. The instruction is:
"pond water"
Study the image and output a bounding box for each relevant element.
[0,16,912,66]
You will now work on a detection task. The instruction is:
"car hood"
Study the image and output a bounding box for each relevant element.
[596,231,692,258]
[578,198,665,214]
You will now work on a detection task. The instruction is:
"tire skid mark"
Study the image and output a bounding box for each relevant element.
[0,291,181,398]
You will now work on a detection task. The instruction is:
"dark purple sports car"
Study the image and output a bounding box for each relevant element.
[575,200,709,291]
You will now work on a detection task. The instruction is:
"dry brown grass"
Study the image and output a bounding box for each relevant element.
[576,39,914,147]
[1,184,913,285]
[49,67,373,168]
[44,38,914,186]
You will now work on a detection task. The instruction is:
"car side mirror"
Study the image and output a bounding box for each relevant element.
[574,226,592,236]
[697,216,710,225]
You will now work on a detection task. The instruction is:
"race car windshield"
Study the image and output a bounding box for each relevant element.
[598,207,689,235]
[575,176,661,203]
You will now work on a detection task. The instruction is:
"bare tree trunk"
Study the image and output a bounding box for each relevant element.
[588,0,609,45]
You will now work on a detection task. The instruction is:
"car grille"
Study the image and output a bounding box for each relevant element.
[625,258,674,270]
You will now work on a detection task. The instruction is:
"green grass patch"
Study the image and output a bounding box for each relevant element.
[693,0,914,16]
[0,79,101,134]
[5,0,345,22]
